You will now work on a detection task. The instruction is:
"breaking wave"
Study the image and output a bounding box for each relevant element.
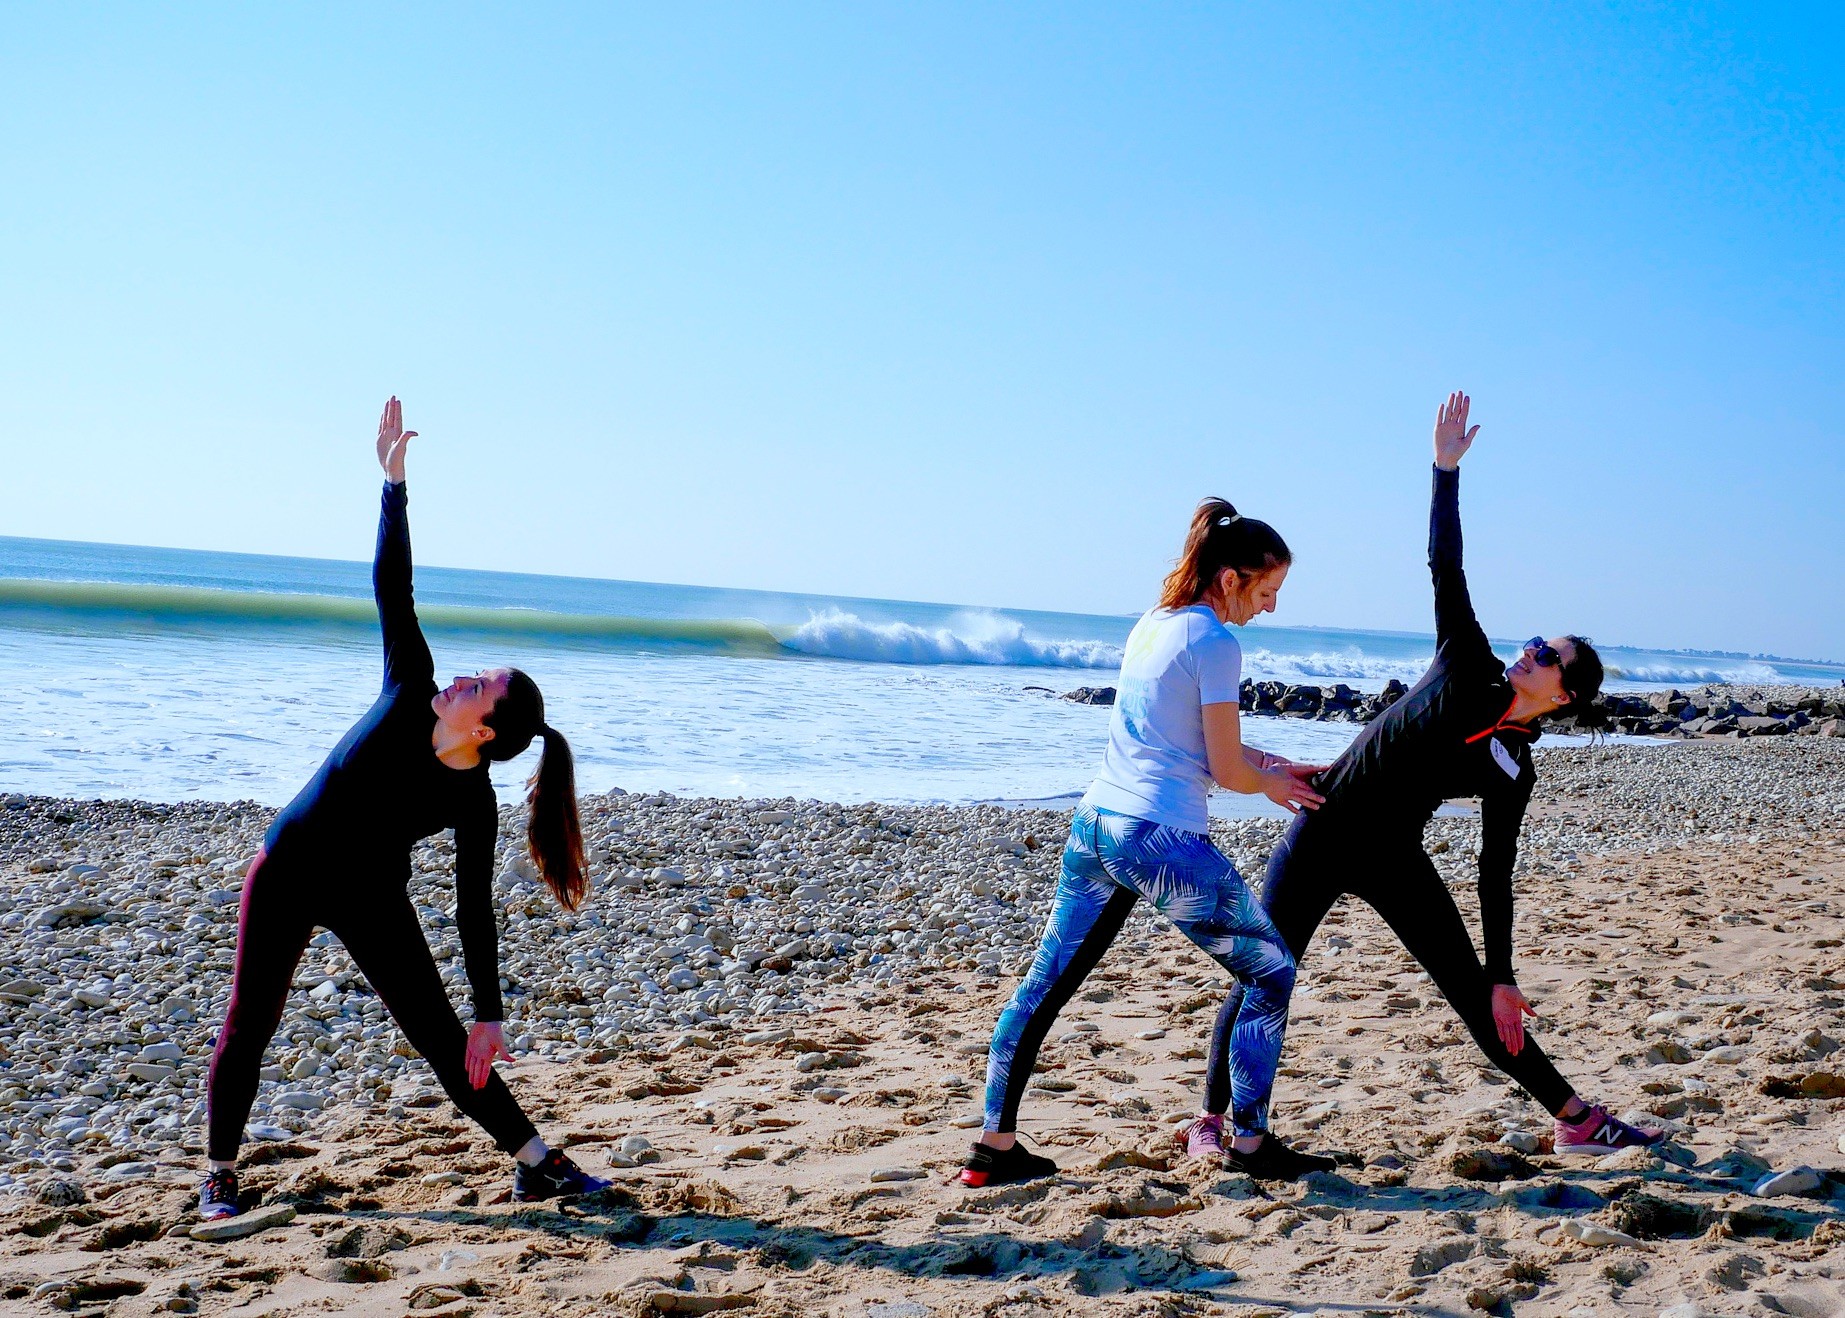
[1605,660,1785,685]
[782,608,1123,668]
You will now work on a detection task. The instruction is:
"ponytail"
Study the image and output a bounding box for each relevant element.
[525,725,587,911]
[482,668,587,911]
[1158,498,1292,612]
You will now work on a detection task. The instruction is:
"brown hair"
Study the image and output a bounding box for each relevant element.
[482,668,587,911]
[1556,635,1609,732]
[1157,498,1293,612]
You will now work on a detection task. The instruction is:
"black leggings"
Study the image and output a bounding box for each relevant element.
[207,848,539,1162]
[1205,811,1577,1118]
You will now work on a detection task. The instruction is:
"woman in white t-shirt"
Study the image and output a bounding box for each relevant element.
[962,499,1334,1188]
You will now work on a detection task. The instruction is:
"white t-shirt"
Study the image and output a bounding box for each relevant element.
[1082,605,1242,833]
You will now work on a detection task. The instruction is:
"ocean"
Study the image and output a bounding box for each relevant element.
[3,535,1838,811]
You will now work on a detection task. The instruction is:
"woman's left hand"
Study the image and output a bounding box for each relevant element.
[376,396,417,483]
[1491,983,1537,1055]
[465,1021,513,1089]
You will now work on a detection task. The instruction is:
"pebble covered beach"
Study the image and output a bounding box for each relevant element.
[1,706,1843,1314]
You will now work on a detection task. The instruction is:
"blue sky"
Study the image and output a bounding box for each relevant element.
[1,5,1840,659]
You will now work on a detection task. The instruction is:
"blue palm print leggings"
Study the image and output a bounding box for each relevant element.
[983,803,1298,1139]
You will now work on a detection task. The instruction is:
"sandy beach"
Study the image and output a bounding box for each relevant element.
[2,734,1843,1316]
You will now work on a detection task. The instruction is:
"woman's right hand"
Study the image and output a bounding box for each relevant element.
[1433,391,1478,471]
[376,396,417,483]
[1262,764,1324,814]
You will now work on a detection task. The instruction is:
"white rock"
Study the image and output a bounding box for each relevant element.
[1753,1166,1824,1198]
[126,1063,177,1084]
[1135,1028,1166,1040]
[28,902,105,928]
[189,1203,297,1243]
[618,1135,653,1157]
[1557,1218,1639,1246]
[1700,1045,1747,1064]
[271,1091,323,1111]
[137,1042,184,1064]
[869,1167,925,1182]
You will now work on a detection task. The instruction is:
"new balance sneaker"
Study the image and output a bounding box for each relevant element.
[512,1150,613,1202]
[1553,1104,1665,1157]
[959,1140,1057,1188]
[1223,1135,1335,1181]
[198,1168,240,1221]
[1177,1114,1228,1162]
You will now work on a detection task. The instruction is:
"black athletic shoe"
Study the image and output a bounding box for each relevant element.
[198,1168,241,1220]
[959,1140,1057,1188]
[512,1149,612,1202]
[1223,1135,1335,1181]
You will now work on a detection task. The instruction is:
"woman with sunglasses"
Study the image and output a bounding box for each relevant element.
[1189,393,1665,1160]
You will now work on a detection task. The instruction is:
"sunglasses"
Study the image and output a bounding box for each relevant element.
[1524,636,1564,669]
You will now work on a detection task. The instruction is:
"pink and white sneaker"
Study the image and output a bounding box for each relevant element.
[1553,1104,1666,1157]
[1177,1113,1228,1162]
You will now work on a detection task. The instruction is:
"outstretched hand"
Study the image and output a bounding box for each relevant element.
[376,396,418,483]
[465,1021,513,1089]
[1491,983,1537,1055]
[1433,391,1478,470]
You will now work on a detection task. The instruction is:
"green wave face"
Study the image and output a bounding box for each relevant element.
[0,578,789,655]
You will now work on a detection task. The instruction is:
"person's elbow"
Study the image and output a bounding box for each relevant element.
[1210,760,1261,795]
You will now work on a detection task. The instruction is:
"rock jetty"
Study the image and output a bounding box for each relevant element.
[1060,680,1845,739]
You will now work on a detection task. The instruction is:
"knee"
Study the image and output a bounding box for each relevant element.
[1252,947,1296,999]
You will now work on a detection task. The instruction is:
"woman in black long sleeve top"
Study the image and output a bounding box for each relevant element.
[199,399,610,1219]
[1199,394,1665,1159]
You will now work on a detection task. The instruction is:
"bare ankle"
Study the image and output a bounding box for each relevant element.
[1230,1134,1263,1155]
[978,1132,1017,1152]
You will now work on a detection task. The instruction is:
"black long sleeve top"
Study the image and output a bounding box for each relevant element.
[1310,466,1536,984]
[263,482,505,1021]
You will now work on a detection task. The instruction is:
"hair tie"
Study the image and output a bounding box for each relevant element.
[1216,513,1242,527]
[537,723,554,740]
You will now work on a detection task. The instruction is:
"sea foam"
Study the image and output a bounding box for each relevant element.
[782,608,1122,668]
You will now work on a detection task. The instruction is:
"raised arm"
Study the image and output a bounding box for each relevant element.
[373,397,433,693]
[1429,392,1493,663]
